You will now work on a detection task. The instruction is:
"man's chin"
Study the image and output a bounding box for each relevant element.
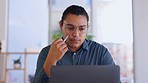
[69,44,81,49]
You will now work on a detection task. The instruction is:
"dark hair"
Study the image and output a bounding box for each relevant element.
[60,5,89,24]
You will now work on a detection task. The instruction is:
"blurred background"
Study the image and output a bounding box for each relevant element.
[1,0,146,83]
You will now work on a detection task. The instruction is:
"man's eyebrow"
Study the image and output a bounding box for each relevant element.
[79,25,87,27]
[66,24,74,26]
[66,24,87,27]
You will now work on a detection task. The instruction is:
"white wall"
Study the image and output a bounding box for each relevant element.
[8,0,49,82]
[133,0,148,83]
[8,0,49,52]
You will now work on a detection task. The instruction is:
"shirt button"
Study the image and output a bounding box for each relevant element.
[73,53,76,55]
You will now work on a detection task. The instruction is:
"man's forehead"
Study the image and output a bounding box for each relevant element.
[64,22,87,27]
[65,14,87,21]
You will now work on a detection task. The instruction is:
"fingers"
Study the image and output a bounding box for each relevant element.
[59,43,68,52]
[52,38,68,52]
[46,38,68,62]
[62,46,68,53]
[53,38,63,45]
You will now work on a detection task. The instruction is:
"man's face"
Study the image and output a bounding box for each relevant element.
[60,14,88,51]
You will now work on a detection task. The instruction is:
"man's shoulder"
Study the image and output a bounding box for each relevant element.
[42,45,51,50]
[39,45,51,54]
[85,40,108,51]
[86,39,104,47]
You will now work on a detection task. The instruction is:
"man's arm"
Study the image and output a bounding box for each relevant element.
[32,38,68,83]
[101,46,115,65]
[32,46,50,83]
[43,38,68,77]
[101,46,121,83]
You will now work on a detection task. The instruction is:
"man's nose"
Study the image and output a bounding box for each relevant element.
[72,28,80,37]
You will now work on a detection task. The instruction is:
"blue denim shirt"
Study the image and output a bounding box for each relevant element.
[32,39,115,83]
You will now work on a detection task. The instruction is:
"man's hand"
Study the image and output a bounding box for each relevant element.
[43,38,68,77]
[48,38,68,61]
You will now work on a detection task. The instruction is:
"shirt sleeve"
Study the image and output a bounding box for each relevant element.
[101,46,121,83]
[32,46,51,83]
[101,46,115,65]
[102,48,121,83]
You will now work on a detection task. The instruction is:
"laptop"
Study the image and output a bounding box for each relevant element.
[50,65,120,83]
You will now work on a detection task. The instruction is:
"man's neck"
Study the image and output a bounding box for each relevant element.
[68,46,81,52]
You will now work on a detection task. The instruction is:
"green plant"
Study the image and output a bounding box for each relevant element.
[86,35,93,40]
[52,31,62,40]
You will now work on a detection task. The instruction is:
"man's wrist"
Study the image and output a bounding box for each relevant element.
[43,60,57,77]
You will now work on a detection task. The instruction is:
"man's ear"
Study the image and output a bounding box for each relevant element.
[59,21,63,30]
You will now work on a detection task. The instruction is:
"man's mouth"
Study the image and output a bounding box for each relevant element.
[70,38,80,41]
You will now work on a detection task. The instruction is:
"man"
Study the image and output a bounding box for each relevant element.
[32,5,115,83]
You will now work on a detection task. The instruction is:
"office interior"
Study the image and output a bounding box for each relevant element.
[0,0,148,83]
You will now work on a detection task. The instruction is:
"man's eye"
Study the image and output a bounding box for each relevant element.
[67,27,75,30]
[79,28,85,31]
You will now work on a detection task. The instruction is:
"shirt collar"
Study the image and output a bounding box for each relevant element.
[81,39,89,51]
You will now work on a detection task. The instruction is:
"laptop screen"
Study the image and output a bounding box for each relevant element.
[50,65,120,83]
